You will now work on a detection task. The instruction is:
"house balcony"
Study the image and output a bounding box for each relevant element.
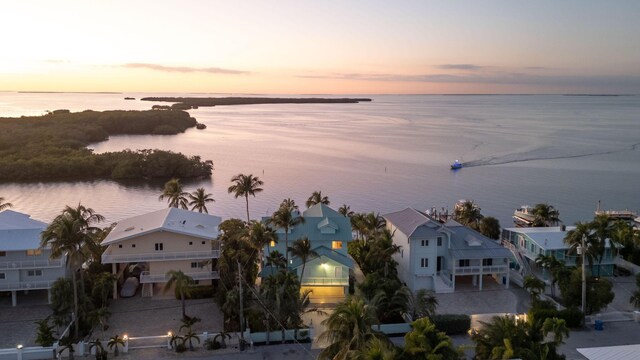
[140,270,220,283]
[453,264,508,275]
[0,259,63,270]
[101,249,220,264]
[0,280,56,291]
[301,277,349,286]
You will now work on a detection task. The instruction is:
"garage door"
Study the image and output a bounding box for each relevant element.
[301,286,345,304]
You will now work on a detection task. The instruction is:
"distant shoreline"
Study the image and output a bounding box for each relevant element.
[140,96,372,109]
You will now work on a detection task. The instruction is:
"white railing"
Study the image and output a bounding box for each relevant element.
[454,265,508,275]
[302,277,349,286]
[0,280,55,291]
[0,259,63,270]
[102,249,220,264]
[140,271,220,283]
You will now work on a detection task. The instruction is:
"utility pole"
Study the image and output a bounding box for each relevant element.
[581,234,587,315]
[238,260,245,349]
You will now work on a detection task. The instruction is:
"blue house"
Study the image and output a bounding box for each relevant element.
[262,204,353,303]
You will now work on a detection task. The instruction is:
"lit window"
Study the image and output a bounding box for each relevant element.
[420,258,428,268]
[270,241,276,247]
[332,241,343,249]
[26,249,42,256]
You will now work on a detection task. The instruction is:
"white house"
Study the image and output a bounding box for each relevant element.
[0,210,67,306]
[101,208,221,298]
[384,208,512,293]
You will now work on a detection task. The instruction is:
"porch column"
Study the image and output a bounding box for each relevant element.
[505,259,510,289]
[452,260,457,291]
[48,289,52,304]
[112,263,118,299]
[479,262,484,291]
[11,290,17,307]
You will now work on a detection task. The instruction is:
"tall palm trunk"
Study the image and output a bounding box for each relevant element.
[300,261,307,283]
[245,195,250,223]
[284,228,289,265]
[181,290,186,319]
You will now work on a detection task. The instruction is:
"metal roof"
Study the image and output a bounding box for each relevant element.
[0,210,47,251]
[262,204,352,242]
[578,344,640,360]
[503,226,577,250]
[290,245,353,268]
[383,208,445,238]
[448,224,512,259]
[101,208,221,245]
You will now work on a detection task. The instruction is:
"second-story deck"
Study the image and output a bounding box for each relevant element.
[102,249,220,264]
[0,280,56,291]
[140,270,219,283]
[0,258,64,270]
[301,277,349,286]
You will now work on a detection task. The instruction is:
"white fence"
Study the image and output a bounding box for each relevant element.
[247,328,311,344]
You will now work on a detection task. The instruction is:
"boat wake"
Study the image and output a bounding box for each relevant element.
[462,141,640,168]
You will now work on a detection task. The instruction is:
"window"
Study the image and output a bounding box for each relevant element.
[202,241,206,245]
[118,244,123,248]
[421,240,429,247]
[420,258,429,268]
[0,273,5,280]
[191,262,199,269]
[189,241,193,245]
[28,270,43,277]
[0,251,6,257]
[131,244,136,248]
[155,243,164,251]
[482,258,493,266]
[437,237,443,246]
[26,249,42,256]
[332,241,343,249]
[458,259,470,267]
[270,241,276,247]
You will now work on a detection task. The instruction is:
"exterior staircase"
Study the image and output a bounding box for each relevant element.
[141,283,153,297]
[433,274,454,294]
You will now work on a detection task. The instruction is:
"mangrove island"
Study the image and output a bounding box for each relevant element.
[0,109,213,182]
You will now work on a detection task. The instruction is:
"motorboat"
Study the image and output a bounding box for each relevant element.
[450,160,462,170]
[513,205,535,226]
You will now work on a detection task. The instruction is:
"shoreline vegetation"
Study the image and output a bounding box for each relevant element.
[141,96,372,110]
[0,109,212,182]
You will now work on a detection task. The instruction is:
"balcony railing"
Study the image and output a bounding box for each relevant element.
[0,259,63,270]
[453,265,508,275]
[140,270,220,283]
[0,280,55,291]
[102,249,220,264]
[302,277,349,286]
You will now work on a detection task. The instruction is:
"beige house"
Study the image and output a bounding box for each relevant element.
[101,208,221,298]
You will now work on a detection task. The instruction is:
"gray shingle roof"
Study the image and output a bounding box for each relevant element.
[383,208,443,237]
[0,210,47,251]
[447,224,512,259]
[290,245,353,268]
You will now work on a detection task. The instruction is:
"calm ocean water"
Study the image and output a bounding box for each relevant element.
[0,92,638,227]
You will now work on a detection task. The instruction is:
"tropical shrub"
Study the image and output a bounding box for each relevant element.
[431,314,471,335]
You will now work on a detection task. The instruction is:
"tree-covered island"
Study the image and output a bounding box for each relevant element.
[0,109,212,182]
[142,96,372,110]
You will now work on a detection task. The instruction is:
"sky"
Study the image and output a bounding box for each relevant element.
[2,0,639,94]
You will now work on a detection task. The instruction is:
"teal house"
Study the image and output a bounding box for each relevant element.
[262,203,353,303]
[501,226,616,278]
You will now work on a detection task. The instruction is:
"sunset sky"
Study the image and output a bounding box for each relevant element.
[2,0,639,94]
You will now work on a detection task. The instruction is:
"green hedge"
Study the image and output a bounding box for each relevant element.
[528,307,583,328]
[432,314,471,335]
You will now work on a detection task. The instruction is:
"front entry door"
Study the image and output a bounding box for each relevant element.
[437,256,443,272]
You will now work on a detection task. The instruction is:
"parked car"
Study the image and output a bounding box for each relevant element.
[120,277,140,298]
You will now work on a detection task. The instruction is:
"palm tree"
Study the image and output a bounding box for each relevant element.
[339,204,355,218]
[590,215,613,277]
[269,199,305,264]
[166,270,194,319]
[479,216,501,240]
[248,221,277,266]
[182,330,200,351]
[41,204,104,339]
[403,317,461,360]
[542,318,569,346]
[88,338,106,360]
[564,221,596,272]
[523,275,546,302]
[360,212,386,239]
[227,173,264,223]
[452,200,483,229]
[188,188,214,213]
[354,337,397,360]
[158,178,189,209]
[306,190,330,208]
[399,288,438,322]
[265,250,287,269]
[318,296,382,360]
[535,254,564,297]
[0,197,13,211]
[108,334,125,357]
[288,237,318,282]
[532,203,561,227]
